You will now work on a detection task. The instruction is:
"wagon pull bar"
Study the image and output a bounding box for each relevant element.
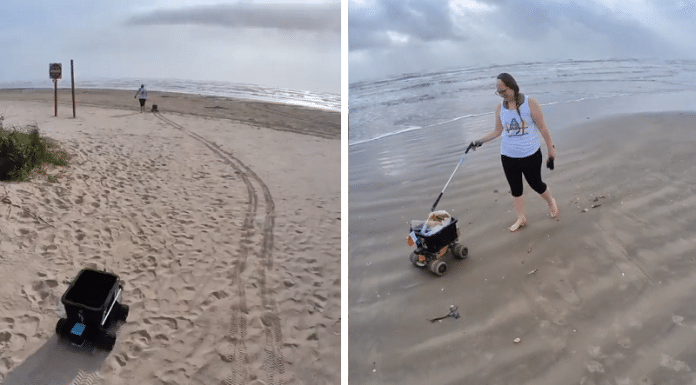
[101,287,122,326]
[431,157,463,212]
[430,142,480,212]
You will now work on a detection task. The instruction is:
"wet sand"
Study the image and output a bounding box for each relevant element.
[0,90,340,384]
[349,92,696,384]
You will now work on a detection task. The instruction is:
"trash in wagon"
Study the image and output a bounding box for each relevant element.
[421,210,452,236]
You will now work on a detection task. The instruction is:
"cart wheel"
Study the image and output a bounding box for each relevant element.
[452,243,468,260]
[100,332,117,351]
[429,259,447,276]
[409,252,426,267]
[56,318,69,337]
[119,303,129,321]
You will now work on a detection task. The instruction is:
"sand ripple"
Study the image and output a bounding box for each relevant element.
[350,112,696,384]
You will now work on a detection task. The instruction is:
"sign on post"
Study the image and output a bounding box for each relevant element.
[50,63,61,116]
[50,63,62,80]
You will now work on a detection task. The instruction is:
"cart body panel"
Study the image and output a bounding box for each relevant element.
[56,268,127,350]
[62,269,120,325]
[410,218,459,254]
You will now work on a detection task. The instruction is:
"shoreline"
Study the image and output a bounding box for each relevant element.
[0,86,340,112]
[348,90,696,147]
[0,88,340,140]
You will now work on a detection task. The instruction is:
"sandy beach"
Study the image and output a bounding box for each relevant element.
[0,89,340,384]
[349,93,696,384]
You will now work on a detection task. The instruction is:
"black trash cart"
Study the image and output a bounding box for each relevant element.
[55,268,129,351]
[407,216,468,276]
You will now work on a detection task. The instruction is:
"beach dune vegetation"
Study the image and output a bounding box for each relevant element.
[0,123,69,182]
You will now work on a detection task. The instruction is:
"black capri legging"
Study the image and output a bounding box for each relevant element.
[501,149,547,197]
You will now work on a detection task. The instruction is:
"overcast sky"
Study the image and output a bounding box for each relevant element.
[0,0,340,94]
[349,0,696,83]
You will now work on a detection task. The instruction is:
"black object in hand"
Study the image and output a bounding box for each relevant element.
[546,156,555,170]
[466,141,482,153]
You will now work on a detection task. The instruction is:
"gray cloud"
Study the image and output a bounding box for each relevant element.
[126,2,340,33]
[349,0,691,82]
[661,0,696,24]
[489,0,676,55]
[349,0,466,50]
[0,1,339,94]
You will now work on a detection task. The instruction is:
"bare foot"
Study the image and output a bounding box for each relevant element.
[549,198,559,218]
[509,217,527,232]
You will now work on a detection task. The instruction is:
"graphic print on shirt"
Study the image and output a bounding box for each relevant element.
[505,117,527,136]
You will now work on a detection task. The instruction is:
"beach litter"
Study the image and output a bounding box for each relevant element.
[428,305,460,322]
[579,196,606,212]
[514,337,522,344]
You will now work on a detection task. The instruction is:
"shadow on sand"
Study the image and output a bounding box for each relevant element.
[2,334,109,385]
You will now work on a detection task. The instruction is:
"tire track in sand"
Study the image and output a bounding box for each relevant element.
[153,112,287,384]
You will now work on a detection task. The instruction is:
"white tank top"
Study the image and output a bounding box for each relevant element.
[499,95,540,158]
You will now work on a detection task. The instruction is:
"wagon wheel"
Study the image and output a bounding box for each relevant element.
[99,331,117,351]
[452,243,468,260]
[118,303,129,322]
[429,259,447,276]
[55,318,69,337]
[409,252,426,267]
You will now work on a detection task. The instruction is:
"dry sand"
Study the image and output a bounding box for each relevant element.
[0,89,340,384]
[349,94,696,384]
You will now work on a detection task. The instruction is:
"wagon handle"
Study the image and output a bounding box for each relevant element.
[101,287,121,326]
[430,142,478,212]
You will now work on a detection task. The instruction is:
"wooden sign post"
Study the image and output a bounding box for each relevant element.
[71,60,76,118]
[49,63,62,117]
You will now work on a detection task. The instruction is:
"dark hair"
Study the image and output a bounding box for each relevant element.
[497,73,525,128]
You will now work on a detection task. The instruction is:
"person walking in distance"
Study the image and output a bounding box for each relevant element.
[470,73,559,232]
[134,84,147,113]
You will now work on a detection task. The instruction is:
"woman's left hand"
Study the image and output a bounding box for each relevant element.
[548,145,557,160]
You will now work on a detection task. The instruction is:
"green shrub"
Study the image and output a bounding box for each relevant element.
[0,124,69,182]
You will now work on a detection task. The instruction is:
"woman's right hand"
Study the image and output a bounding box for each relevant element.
[467,141,482,153]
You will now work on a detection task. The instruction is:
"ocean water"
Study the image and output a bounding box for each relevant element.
[0,78,340,112]
[349,58,696,146]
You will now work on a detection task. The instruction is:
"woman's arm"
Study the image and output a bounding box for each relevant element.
[477,104,504,144]
[529,97,556,158]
